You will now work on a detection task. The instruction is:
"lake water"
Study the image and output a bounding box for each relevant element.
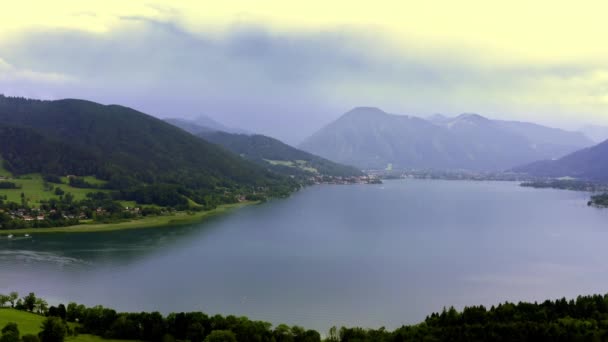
[1,179,608,332]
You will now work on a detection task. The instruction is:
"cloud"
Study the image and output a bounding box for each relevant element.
[0,16,607,143]
[0,58,74,84]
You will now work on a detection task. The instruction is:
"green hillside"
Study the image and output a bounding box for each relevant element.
[0,95,297,208]
[198,131,363,177]
[0,174,103,207]
[0,309,133,342]
[0,308,44,336]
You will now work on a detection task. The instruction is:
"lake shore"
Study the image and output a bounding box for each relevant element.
[0,201,257,235]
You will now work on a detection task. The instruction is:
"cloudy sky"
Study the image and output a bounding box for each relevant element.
[1,1,607,143]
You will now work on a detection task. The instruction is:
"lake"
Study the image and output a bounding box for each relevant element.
[1,179,608,332]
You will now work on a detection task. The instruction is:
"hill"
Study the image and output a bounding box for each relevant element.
[0,95,295,207]
[0,308,46,336]
[0,308,130,342]
[164,115,248,135]
[163,118,216,135]
[514,139,608,181]
[580,124,608,143]
[300,107,592,171]
[197,131,363,177]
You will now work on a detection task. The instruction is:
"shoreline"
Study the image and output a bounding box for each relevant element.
[0,201,257,235]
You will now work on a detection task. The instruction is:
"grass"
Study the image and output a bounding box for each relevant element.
[0,308,45,336]
[0,308,134,342]
[264,159,318,174]
[0,202,256,235]
[0,174,109,208]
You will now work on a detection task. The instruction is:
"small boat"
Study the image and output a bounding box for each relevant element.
[24,234,30,237]
[7,234,13,239]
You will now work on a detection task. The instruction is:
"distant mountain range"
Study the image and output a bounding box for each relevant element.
[299,107,593,171]
[514,139,608,182]
[164,115,248,135]
[164,118,362,177]
[580,124,608,144]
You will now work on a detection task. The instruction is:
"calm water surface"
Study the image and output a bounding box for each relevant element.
[1,180,608,332]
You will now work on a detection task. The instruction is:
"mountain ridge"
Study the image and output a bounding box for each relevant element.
[300,107,593,171]
[0,95,296,207]
[197,131,364,178]
[514,139,608,181]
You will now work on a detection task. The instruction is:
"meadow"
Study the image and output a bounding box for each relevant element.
[0,173,108,207]
[0,308,134,342]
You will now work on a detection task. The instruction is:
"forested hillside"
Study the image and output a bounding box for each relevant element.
[0,95,297,209]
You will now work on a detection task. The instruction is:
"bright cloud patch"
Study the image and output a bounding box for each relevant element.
[0,58,74,84]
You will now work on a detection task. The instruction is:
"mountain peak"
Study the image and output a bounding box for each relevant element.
[455,113,488,122]
[343,107,387,118]
[301,108,591,171]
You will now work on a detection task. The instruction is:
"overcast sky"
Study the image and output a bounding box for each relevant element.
[1,1,608,143]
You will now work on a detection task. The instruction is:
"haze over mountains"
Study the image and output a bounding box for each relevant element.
[2,93,605,184]
[164,115,248,135]
[300,107,593,171]
[162,117,363,178]
[580,125,608,144]
[515,139,608,182]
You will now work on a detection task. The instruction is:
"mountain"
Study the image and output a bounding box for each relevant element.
[514,140,608,181]
[163,118,216,135]
[164,115,249,135]
[300,107,593,171]
[198,131,363,177]
[495,120,592,153]
[580,124,608,144]
[0,95,295,206]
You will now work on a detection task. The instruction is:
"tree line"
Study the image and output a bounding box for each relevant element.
[7,292,608,341]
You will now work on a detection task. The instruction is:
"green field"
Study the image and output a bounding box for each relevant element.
[0,308,45,336]
[0,202,255,235]
[0,308,134,342]
[0,173,109,207]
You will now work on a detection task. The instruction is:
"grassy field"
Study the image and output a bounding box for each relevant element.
[0,308,134,342]
[265,159,318,173]
[0,308,45,336]
[0,173,109,207]
[0,202,255,235]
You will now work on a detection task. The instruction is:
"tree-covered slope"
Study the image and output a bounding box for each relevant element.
[0,95,295,202]
[514,139,608,181]
[198,131,363,177]
[0,125,102,176]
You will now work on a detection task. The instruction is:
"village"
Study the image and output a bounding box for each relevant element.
[308,174,382,185]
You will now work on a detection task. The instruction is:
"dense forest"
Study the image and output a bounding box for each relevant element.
[5,292,608,341]
[0,95,298,209]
